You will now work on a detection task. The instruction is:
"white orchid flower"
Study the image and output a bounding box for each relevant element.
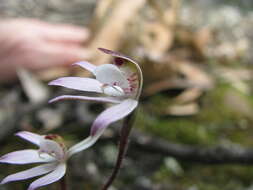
[0,131,98,190]
[48,48,143,141]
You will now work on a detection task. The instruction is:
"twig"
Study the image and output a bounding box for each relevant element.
[131,130,253,164]
[102,112,136,190]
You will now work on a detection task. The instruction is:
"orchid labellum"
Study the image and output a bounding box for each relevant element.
[49,48,143,144]
[0,131,95,190]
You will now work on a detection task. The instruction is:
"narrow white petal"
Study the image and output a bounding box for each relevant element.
[91,99,138,136]
[73,61,97,73]
[0,149,54,164]
[67,128,105,157]
[15,131,42,146]
[1,163,57,184]
[49,95,121,104]
[94,64,129,89]
[28,163,66,190]
[49,77,103,93]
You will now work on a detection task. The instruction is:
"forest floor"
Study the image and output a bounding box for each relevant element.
[1,0,253,190]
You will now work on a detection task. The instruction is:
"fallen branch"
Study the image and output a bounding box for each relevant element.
[130,130,253,164]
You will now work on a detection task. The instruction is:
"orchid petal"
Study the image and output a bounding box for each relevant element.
[98,48,135,64]
[67,128,105,157]
[0,149,54,164]
[39,140,64,161]
[28,163,66,190]
[73,61,97,73]
[94,64,129,89]
[49,77,103,93]
[91,99,138,136]
[49,95,121,104]
[1,163,57,184]
[15,131,42,146]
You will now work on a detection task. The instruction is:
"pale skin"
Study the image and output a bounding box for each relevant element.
[0,18,90,82]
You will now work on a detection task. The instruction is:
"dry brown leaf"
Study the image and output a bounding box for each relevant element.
[93,0,116,22]
[174,88,202,104]
[164,0,180,25]
[142,55,175,85]
[140,22,174,58]
[193,27,213,56]
[89,0,146,64]
[137,0,180,58]
[166,103,199,116]
[175,26,212,57]
[175,61,213,89]
[143,58,213,96]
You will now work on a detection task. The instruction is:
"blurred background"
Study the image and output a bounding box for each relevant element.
[1,0,253,189]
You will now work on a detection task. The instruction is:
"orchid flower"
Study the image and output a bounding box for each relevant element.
[0,131,98,190]
[48,48,143,143]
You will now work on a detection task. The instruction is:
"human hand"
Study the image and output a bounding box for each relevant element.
[0,19,90,82]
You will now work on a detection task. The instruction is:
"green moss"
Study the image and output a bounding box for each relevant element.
[153,162,253,190]
[137,83,253,146]
[136,110,215,145]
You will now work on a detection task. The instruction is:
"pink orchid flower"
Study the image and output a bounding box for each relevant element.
[0,131,98,190]
[49,48,143,139]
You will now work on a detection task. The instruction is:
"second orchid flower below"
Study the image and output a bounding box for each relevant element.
[0,131,94,190]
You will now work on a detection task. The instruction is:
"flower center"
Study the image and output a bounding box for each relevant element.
[102,84,125,97]
[38,134,66,161]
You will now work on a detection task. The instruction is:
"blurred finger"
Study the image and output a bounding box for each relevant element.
[41,24,90,44]
[26,43,92,70]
